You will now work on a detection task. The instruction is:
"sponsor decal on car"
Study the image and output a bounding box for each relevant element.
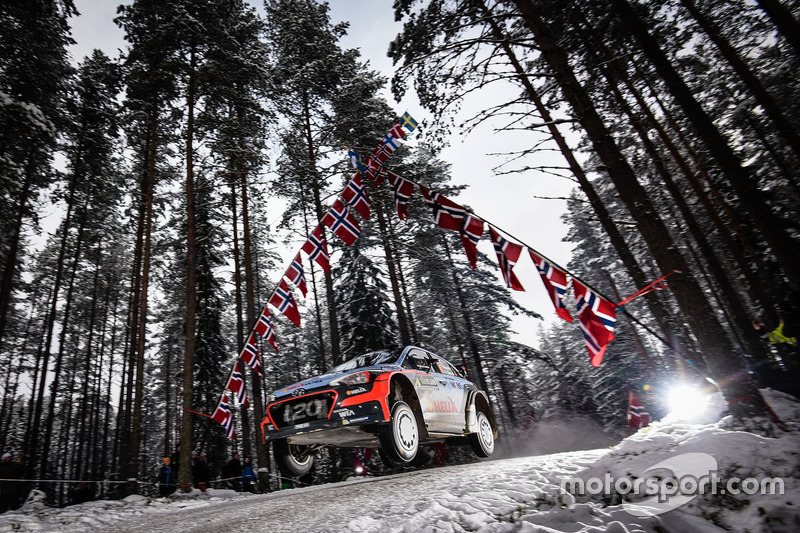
[334,408,356,418]
[346,387,368,396]
[415,375,437,387]
[426,396,458,414]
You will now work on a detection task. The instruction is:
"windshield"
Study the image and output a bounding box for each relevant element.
[329,349,401,373]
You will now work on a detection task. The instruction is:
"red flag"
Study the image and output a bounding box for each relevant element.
[489,227,524,291]
[301,225,330,273]
[388,122,406,140]
[269,279,301,326]
[212,392,235,439]
[240,332,263,379]
[385,171,415,220]
[341,173,371,219]
[226,361,249,408]
[529,250,572,322]
[322,199,361,246]
[254,306,278,352]
[419,186,484,268]
[285,253,308,297]
[627,391,652,430]
[574,280,616,367]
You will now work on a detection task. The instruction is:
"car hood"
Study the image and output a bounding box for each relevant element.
[270,364,402,400]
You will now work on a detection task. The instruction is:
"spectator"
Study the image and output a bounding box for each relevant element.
[0,452,23,513]
[192,452,210,493]
[158,457,177,497]
[170,445,181,479]
[68,482,94,505]
[242,457,256,493]
[222,453,242,491]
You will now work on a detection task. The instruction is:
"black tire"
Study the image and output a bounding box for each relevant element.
[379,401,419,464]
[469,411,495,458]
[411,445,435,467]
[273,438,314,477]
[378,447,400,469]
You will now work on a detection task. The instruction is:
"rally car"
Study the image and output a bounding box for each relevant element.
[261,345,497,476]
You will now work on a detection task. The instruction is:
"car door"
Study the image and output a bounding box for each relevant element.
[428,355,471,432]
[402,348,450,433]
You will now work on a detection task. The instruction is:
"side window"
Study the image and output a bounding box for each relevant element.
[432,356,455,376]
[404,349,432,372]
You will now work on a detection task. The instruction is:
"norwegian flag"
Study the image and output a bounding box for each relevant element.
[388,122,406,140]
[240,332,263,379]
[459,214,484,269]
[226,361,249,408]
[341,173,371,219]
[574,279,616,367]
[420,186,484,268]
[489,227,524,291]
[400,112,417,133]
[212,392,235,439]
[363,158,382,181]
[373,132,402,163]
[529,250,573,322]
[301,225,330,273]
[385,171,415,220]
[420,185,463,231]
[627,391,652,431]
[322,199,361,246]
[254,304,271,335]
[285,253,308,297]
[269,279,301,326]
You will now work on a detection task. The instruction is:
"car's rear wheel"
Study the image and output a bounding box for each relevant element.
[379,401,419,464]
[469,411,495,458]
[273,438,314,477]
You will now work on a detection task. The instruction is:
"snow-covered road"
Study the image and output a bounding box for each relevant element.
[95,449,610,533]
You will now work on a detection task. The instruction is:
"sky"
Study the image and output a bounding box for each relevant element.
[66,0,580,349]
[2,388,798,531]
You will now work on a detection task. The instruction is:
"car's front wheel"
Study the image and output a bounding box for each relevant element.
[379,401,419,464]
[469,411,495,458]
[273,438,314,477]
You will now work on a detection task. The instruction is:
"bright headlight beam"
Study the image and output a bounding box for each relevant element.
[667,384,707,419]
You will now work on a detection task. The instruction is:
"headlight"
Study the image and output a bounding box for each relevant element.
[267,394,276,403]
[330,371,371,386]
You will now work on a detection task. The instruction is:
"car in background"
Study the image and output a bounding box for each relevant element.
[261,345,497,477]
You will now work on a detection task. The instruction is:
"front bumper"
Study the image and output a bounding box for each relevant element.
[263,400,387,444]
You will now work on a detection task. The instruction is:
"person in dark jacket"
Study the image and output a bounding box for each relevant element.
[158,457,177,497]
[222,453,242,491]
[192,452,210,492]
[241,457,256,493]
[169,445,181,479]
[0,453,23,513]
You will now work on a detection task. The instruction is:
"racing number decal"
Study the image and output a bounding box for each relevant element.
[282,397,328,425]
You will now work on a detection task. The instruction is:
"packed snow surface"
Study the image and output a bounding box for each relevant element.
[2,389,799,532]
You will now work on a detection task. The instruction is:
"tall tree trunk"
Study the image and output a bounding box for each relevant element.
[126,94,159,494]
[302,95,342,365]
[228,152,253,460]
[375,198,412,345]
[41,209,87,478]
[512,0,765,416]
[239,134,270,492]
[0,148,36,352]
[179,44,199,493]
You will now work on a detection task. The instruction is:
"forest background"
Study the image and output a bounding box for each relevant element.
[1,0,798,504]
